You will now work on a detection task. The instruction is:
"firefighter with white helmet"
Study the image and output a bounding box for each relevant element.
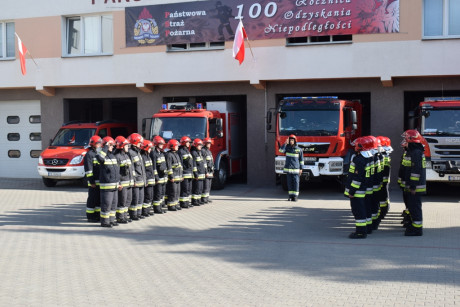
[279,134,304,201]
[84,135,102,222]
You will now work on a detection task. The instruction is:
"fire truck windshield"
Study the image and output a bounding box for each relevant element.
[152,117,207,141]
[279,110,340,136]
[51,128,96,146]
[423,109,460,136]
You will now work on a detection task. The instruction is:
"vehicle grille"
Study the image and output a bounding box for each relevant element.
[45,168,66,172]
[299,144,330,154]
[44,158,69,166]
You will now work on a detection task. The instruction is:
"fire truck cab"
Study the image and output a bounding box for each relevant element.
[268,97,362,189]
[143,101,244,189]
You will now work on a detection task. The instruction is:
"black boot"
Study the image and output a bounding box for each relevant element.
[168,205,177,211]
[404,225,423,236]
[349,232,367,239]
[154,205,165,214]
[366,224,373,234]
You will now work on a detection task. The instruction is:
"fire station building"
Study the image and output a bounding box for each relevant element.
[1,0,460,186]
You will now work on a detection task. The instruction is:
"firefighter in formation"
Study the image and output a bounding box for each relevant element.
[344,135,394,239]
[85,133,216,228]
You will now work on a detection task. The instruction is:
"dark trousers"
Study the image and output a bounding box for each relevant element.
[166,181,180,207]
[350,197,367,233]
[130,187,144,218]
[117,186,131,221]
[153,181,165,209]
[192,179,203,205]
[371,188,381,221]
[144,185,154,215]
[406,192,423,226]
[86,186,100,220]
[287,173,300,198]
[203,177,212,201]
[100,189,118,226]
[180,178,192,204]
[365,193,373,226]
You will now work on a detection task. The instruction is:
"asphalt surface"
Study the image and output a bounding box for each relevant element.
[0,178,459,306]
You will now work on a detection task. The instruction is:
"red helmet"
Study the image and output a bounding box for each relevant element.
[203,137,212,144]
[288,134,297,142]
[367,136,379,149]
[352,137,366,152]
[114,136,129,149]
[89,135,102,147]
[180,136,191,146]
[141,139,154,151]
[153,135,165,146]
[377,136,391,147]
[168,139,179,149]
[404,129,423,143]
[193,138,203,147]
[127,133,144,146]
[102,136,115,146]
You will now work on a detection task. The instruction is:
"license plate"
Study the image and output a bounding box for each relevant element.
[48,172,62,177]
[304,157,317,162]
[448,176,460,181]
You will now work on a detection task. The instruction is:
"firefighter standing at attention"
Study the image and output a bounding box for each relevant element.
[127,133,147,220]
[201,137,214,204]
[402,129,426,236]
[141,139,156,217]
[114,136,134,224]
[96,136,121,228]
[279,134,304,201]
[84,135,102,222]
[165,139,183,211]
[178,136,193,209]
[344,137,372,239]
[151,136,168,214]
[191,138,206,206]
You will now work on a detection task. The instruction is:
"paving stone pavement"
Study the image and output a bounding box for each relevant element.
[0,178,460,306]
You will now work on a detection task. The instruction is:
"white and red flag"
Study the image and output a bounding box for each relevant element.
[15,33,28,75]
[232,19,248,65]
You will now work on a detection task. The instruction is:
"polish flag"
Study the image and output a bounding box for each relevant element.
[16,34,28,75]
[232,19,247,65]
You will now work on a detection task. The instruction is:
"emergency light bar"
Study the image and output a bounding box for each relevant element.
[283,96,338,100]
[424,97,460,101]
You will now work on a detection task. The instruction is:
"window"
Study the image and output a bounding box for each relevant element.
[29,115,41,123]
[7,133,20,141]
[97,128,107,138]
[30,133,41,141]
[167,41,225,52]
[286,35,352,46]
[0,21,15,59]
[424,0,460,38]
[30,150,41,158]
[65,15,113,56]
[8,150,21,158]
[7,116,19,124]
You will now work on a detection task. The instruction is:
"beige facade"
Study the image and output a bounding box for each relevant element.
[1,0,460,184]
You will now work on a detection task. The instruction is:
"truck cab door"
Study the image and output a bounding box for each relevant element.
[142,118,153,140]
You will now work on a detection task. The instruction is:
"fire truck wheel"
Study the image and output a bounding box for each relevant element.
[42,177,57,187]
[212,160,228,190]
[280,175,288,191]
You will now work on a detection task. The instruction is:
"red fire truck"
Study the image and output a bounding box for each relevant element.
[409,97,460,183]
[268,96,362,190]
[37,121,135,187]
[142,101,244,189]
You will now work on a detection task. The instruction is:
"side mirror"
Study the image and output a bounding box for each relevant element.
[266,111,272,124]
[352,124,357,131]
[267,124,272,131]
[216,118,223,138]
[218,131,224,138]
[408,110,415,118]
[280,111,287,119]
[351,110,357,124]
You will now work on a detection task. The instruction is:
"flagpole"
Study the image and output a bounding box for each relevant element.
[14,32,39,68]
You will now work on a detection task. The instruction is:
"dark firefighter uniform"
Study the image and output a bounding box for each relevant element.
[178,145,193,208]
[279,136,304,201]
[165,148,183,211]
[398,146,411,225]
[151,145,167,213]
[114,146,134,223]
[128,146,146,220]
[84,147,101,222]
[404,142,426,236]
[371,148,384,230]
[201,145,214,203]
[344,148,371,239]
[379,147,392,219]
[142,149,156,217]
[191,145,206,206]
[96,145,120,227]
[364,149,375,234]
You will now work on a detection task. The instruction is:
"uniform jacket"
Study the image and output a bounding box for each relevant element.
[381,151,391,184]
[96,145,120,190]
[178,146,193,179]
[201,147,214,178]
[128,146,146,187]
[141,151,156,186]
[344,152,369,198]
[151,148,167,184]
[398,149,409,189]
[166,150,183,182]
[191,146,206,180]
[404,143,426,194]
[279,144,304,174]
[84,148,100,186]
[373,152,384,191]
[114,149,134,188]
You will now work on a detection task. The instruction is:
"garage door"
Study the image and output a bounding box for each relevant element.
[0,100,42,178]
